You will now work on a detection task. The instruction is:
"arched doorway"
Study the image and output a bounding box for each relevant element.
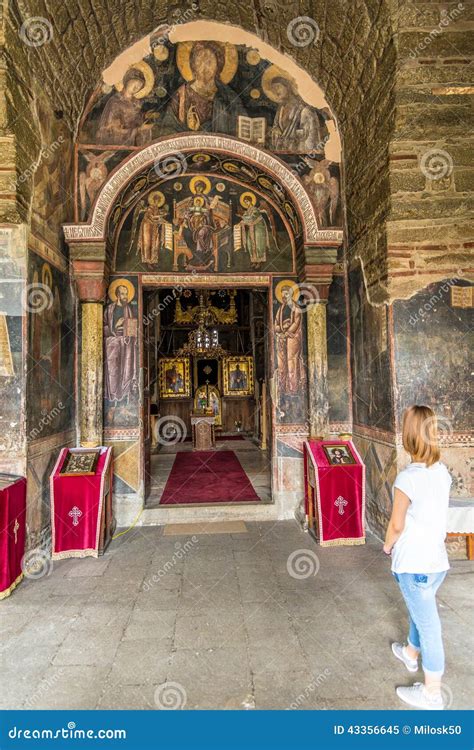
[64,28,345,527]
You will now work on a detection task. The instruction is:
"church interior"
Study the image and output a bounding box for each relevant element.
[0,1,472,714]
[144,287,272,507]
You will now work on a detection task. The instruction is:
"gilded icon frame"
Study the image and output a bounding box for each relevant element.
[159,357,191,398]
[223,356,254,397]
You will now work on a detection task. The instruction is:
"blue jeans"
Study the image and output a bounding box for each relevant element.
[393,571,447,677]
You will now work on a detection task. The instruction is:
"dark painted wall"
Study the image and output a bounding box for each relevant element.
[393,278,473,432]
[327,274,350,424]
[349,263,394,432]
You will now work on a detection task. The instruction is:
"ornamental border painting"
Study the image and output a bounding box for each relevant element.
[159,357,191,399]
[223,356,254,397]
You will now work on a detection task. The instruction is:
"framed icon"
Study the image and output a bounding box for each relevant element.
[59,448,101,476]
[159,357,191,398]
[194,385,222,426]
[223,356,254,397]
[323,444,356,466]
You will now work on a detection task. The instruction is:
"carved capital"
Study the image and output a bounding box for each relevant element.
[302,246,339,302]
[71,258,109,303]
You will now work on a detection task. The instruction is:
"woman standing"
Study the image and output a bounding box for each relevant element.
[384,405,452,710]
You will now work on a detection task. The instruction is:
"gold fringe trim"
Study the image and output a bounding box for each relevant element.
[0,572,24,600]
[320,537,366,548]
[52,549,99,560]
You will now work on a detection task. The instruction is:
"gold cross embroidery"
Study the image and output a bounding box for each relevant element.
[13,518,19,544]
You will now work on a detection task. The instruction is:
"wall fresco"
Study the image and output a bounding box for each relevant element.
[272,278,308,425]
[349,263,394,432]
[77,38,342,229]
[27,253,75,441]
[115,175,293,274]
[327,274,350,425]
[104,275,140,428]
[393,278,473,433]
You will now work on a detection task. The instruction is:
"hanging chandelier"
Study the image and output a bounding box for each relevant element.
[176,292,228,359]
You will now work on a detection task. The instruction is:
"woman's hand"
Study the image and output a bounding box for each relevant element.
[383,543,392,556]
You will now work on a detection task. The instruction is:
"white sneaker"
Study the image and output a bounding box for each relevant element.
[391,642,418,673]
[396,682,444,710]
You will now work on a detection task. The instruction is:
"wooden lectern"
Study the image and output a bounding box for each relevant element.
[190,413,216,451]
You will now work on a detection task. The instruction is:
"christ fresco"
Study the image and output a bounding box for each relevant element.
[164,41,245,135]
[77,40,342,231]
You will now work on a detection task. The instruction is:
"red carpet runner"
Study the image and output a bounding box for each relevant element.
[160,450,260,505]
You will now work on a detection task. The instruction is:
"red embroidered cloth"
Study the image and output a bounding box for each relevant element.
[50,448,112,560]
[304,440,365,546]
[0,475,26,599]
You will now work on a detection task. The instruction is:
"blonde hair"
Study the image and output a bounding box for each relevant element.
[402,405,440,467]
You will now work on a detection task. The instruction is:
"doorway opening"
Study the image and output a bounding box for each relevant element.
[142,286,272,508]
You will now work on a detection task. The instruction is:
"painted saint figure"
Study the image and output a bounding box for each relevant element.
[275,284,303,397]
[135,192,171,265]
[176,180,219,268]
[268,76,329,154]
[97,69,149,146]
[104,283,138,404]
[239,194,276,268]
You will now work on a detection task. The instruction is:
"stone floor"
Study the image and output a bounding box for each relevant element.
[147,437,272,506]
[1,521,472,710]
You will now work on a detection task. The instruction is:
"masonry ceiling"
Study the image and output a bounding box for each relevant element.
[8,0,395,131]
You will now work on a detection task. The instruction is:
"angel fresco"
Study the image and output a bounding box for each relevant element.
[163,41,246,135]
[302,158,340,228]
[79,151,115,220]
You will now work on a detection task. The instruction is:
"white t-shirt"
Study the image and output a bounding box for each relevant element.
[391,461,452,574]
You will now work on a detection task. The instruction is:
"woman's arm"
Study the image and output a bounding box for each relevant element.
[383,488,410,554]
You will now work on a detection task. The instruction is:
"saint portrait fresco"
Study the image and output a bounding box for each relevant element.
[104,277,139,427]
[273,279,307,423]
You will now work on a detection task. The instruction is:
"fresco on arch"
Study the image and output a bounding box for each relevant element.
[77,38,343,228]
[114,175,295,274]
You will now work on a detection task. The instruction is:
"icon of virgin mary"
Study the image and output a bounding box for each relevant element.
[164,41,246,136]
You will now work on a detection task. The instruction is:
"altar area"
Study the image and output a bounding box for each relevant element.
[144,288,271,507]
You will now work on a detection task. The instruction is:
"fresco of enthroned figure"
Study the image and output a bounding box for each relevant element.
[117,176,293,274]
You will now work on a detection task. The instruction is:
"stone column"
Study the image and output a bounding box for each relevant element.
[306,295,329,438]
[69,244,108,447]
[303,247,338,439]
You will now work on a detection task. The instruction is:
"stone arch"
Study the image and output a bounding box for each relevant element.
[64,134,342,248]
